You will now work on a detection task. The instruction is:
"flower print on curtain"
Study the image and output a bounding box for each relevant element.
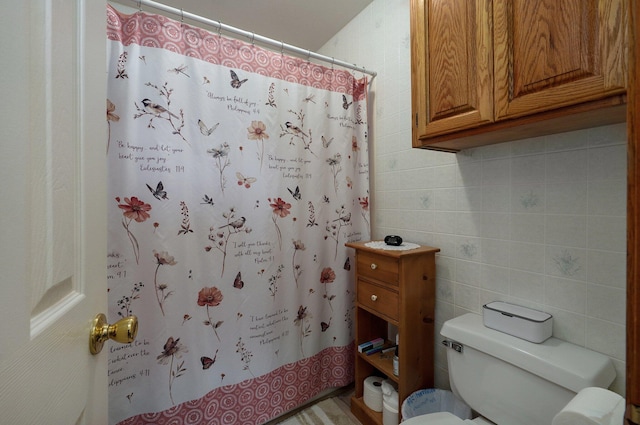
[116,196,151,264]
[106,5,369,425]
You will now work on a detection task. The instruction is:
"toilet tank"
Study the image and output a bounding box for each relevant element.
[441,313,616,425]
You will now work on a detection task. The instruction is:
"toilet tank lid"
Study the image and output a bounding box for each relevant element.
[441,313,616,393]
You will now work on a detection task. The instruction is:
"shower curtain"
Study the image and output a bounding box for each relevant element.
[106,5,369,425]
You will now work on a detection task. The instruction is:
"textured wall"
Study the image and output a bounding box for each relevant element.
[319,0,627,395]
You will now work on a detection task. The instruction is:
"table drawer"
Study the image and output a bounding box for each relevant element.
[357,279,398,321]
[357,251,399,285]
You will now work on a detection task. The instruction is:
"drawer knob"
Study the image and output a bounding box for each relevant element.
[370,263,377,270]
[371,295,378,301]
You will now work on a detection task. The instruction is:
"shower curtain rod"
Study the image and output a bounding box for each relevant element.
[117,0,377,79]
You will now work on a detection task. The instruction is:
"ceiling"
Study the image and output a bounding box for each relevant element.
[138,0,373,52]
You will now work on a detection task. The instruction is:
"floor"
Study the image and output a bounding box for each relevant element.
[266,385,363,425]
[334,387,362,424]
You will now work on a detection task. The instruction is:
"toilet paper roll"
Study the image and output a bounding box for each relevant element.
[552,387,625,425]
[363,376,384,412]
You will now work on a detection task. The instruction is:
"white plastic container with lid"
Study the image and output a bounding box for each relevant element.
[383,397,398,425]
[381,380,399,425]
[483,301,552,343]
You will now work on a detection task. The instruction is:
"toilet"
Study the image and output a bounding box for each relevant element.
[403,313,623,425]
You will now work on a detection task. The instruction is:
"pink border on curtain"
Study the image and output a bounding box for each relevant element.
[106,5,366,101]
[117,342,354,425]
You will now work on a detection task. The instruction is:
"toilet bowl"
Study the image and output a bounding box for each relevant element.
[403,313,618,425]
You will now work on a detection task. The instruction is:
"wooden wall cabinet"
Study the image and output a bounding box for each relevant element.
[411,0,628,152]
[346,241,440,425]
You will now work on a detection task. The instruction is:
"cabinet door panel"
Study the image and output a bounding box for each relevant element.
[411,0,493,142]
[494,0,627,120]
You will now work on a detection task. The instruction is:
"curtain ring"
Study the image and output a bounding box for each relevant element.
[331,57,335,69]
[217,21,222,37]
[180,8,184,24]
[280,41,284,55]
[250,32,255,46]
[137,0,142,12]
[307,49,311,63]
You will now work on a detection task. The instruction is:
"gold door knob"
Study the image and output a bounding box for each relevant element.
[89,313,138,355]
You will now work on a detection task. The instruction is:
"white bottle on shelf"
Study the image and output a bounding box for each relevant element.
[393,333,399,376]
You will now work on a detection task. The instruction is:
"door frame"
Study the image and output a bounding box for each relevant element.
[627,0,639,423]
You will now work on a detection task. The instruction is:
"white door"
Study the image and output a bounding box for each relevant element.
[0,1,109,424]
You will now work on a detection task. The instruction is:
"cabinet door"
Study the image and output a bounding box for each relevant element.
[494,0,627,120]
[411,0,493,144]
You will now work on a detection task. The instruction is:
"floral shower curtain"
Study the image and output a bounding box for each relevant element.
[106,5,369,425]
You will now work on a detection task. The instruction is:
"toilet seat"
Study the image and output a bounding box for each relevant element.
[402,412,493,425]
[401,412,466,425]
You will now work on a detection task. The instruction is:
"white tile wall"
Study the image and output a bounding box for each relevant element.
[319,0,627,396]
